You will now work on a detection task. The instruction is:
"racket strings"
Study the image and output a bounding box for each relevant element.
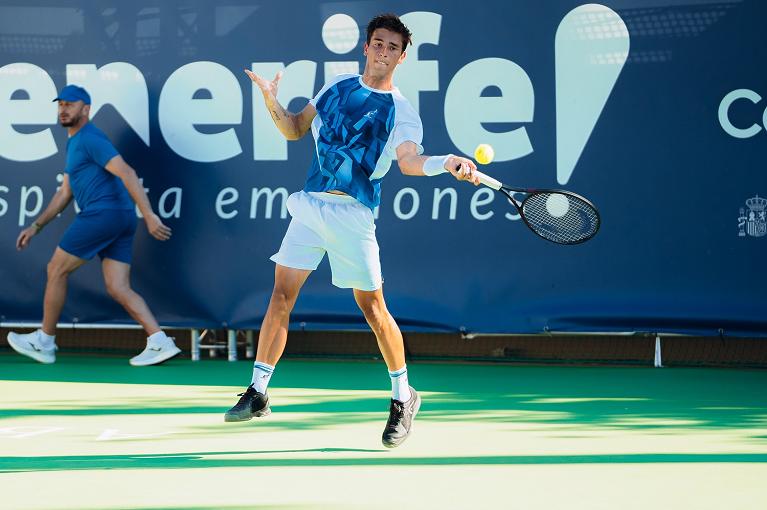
[521,192,600,244]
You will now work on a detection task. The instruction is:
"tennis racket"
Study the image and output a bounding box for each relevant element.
[465,167,601,245]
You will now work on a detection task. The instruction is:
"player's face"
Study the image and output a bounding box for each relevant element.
[58,100,88,127]
[364,28,407,78]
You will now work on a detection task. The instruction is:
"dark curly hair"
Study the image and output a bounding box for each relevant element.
[366,13,412,50]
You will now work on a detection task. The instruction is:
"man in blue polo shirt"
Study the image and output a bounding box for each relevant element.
[6,85,181,366]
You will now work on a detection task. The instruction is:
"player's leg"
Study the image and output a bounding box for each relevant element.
[353,287,421,448]
[353,287,405,371]
[257,264,313,365]
[258,197,325,368]
[43,248,87,334]
[224,264,312,422]
[102,258,159,333]
[7,247,86,364]
[101,258,180,366]
[224,200,323,422]
[96,209,179,366]
[316,191,421,447]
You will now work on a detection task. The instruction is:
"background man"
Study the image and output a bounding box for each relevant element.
[7,85,181,367]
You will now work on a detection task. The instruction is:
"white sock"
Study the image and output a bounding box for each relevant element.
[251,361,275,394]
[37,329,55,347]
[147,331,170,345]
[389,365,412,402]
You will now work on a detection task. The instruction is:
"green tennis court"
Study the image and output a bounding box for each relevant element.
[1,353,766,509]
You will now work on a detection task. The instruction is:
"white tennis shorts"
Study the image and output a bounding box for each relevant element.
[270,191,382,291]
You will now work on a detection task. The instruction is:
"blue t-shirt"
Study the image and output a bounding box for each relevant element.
[306,74,424,210]
[64,123,132,212]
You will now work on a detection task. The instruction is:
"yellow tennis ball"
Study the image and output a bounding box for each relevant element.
[474,144,494,165]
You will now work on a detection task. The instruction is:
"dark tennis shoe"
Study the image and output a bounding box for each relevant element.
[382,387,421,448]
[224,385,271,422]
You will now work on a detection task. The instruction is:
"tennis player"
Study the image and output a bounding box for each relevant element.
[225,13,479,447]
[6,85,181,367]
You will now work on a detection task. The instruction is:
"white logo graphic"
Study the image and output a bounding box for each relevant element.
[363,109,377,119]
[0,4,630,185]
[738,195,767,238]
[555,4,630,185]
[719,89,767,139]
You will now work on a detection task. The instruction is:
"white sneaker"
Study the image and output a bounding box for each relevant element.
[129,337,181,366]
[7,330,57,364]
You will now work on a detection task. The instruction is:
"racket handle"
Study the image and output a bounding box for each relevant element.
[454,163,503,190]
[473,169,502,191]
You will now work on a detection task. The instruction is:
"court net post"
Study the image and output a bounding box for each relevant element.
[654,334,663,368]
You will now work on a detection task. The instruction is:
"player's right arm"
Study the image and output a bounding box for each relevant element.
[16,173,74,251]
[396,142,480,184]
[244,69,316,140]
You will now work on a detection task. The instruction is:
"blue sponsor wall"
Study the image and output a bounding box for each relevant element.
[1,1,765,335]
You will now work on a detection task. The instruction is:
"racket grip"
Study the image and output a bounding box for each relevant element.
[473,170,502,190]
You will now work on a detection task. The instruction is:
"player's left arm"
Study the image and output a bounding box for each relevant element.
[105,156,172,241]
[244,70,317,140]
[395,142,480,184]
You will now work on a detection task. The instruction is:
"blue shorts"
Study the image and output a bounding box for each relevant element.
[59,208,137,264]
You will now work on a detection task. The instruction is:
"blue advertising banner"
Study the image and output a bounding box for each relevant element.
[1,1,765,335]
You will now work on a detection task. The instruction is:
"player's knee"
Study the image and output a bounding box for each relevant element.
[359,299,387,330]
[46,260,71,281]
[105,281,130,303]
[268,287,297,316]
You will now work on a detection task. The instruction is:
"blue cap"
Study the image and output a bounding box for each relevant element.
[53,85,91,105]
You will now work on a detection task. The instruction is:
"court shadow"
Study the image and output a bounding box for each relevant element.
[2,451,767,473]
[2,355,767,436]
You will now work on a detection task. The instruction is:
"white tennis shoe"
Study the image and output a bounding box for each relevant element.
[7,330,57,364]
[129,337,181,366]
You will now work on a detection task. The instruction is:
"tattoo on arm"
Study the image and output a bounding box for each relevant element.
[264,96,301,137]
